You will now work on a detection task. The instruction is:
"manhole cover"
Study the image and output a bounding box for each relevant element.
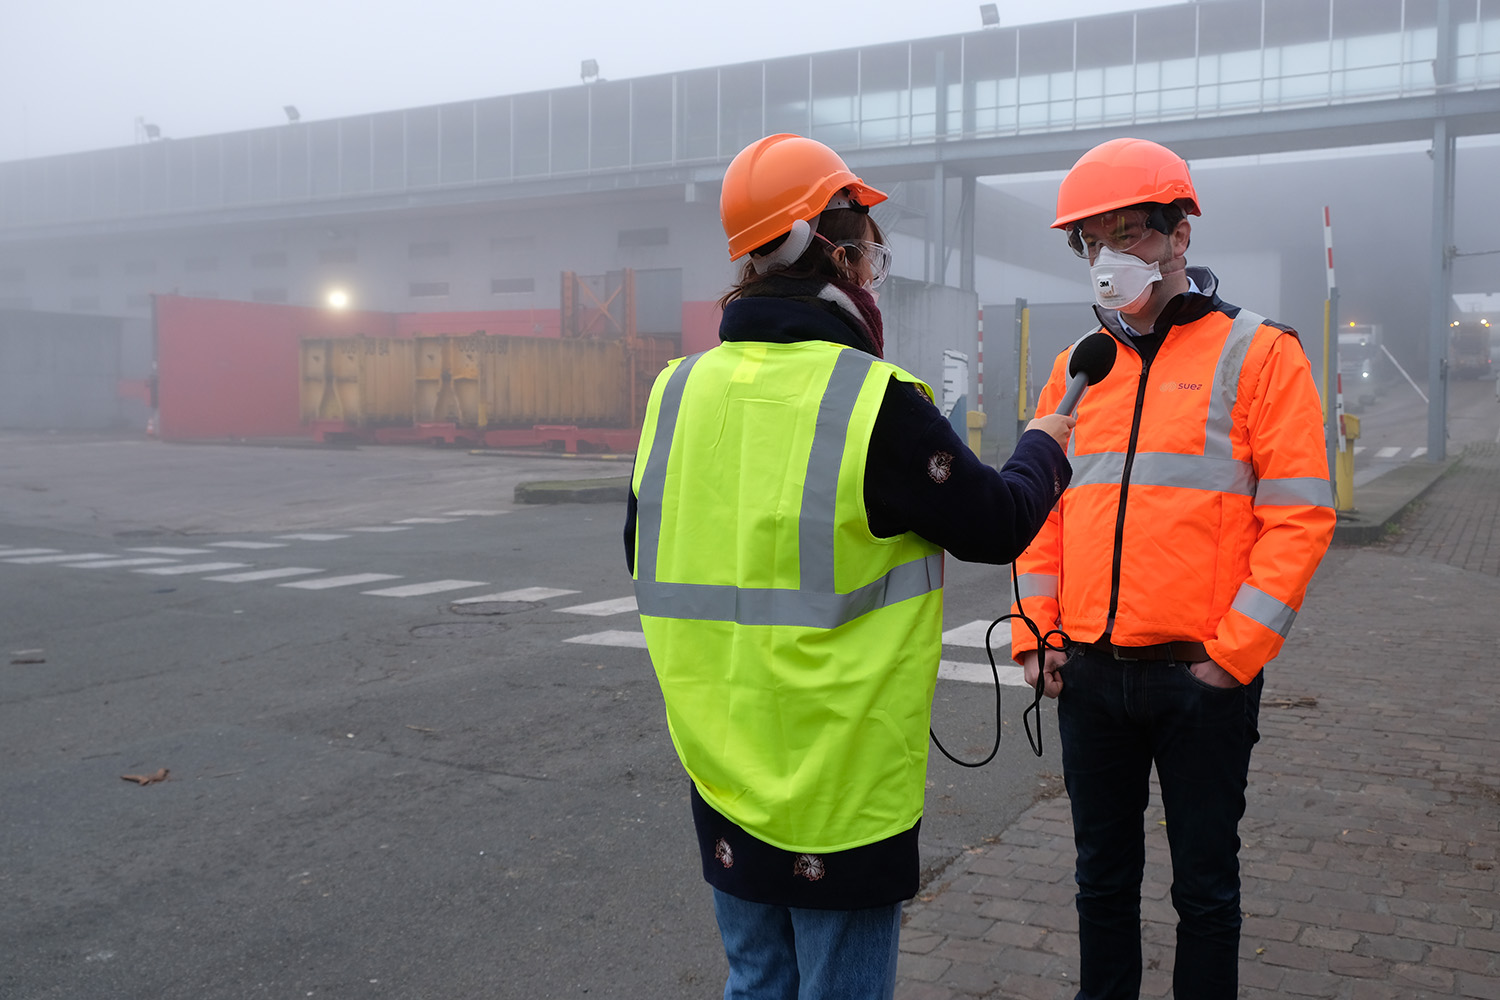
[410,622,508,638]
[448,600,540,616]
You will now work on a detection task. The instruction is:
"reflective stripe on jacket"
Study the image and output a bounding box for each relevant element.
[632,340,943,853]
[1011,300,1335,683]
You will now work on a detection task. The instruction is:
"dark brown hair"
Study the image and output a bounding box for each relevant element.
[718,210,886,308]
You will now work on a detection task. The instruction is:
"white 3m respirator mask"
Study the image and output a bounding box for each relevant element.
[1090,245,1161,313]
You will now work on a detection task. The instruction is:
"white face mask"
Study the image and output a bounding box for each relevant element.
[1089,245,1162,313]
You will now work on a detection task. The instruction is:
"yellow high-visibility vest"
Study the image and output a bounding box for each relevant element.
[633,340,944,853]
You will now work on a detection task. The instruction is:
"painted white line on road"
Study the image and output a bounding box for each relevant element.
[943,619,1009,649]
[1353,446,1366,455]
[135,562,251,575]
[362,579,488,598]
[1376,446,1402,459]
[453,586,580,604]
[938,660,1026,687]
[1412,446,1428,458]
[441,510,505,517]
[557,596,638,616]
[564,630,648,648]
[275,533,351,541]
[206,567,325,583]
[209,541,288,550]
[345,526,411,533]
[5,552,113,564]
[279,573,401,590]
[66,557,180,568]
[391,518,459,525]
[127,546,214,555]
[0,549,61,559]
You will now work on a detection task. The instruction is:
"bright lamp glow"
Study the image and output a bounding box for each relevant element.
[326,288,350,310]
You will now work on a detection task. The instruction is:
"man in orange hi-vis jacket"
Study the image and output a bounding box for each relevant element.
[1011,137,1335,1000]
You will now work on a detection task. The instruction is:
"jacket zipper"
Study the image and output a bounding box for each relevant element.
[1104,350,1151,638]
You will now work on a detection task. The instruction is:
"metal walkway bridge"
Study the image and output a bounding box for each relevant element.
[2,0,1497,240]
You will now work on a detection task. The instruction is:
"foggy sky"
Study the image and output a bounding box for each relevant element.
[0,0,1186,164]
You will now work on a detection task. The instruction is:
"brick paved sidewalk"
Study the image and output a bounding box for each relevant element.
[897,446,1500,999]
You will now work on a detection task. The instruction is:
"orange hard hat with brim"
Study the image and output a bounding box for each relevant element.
[721,134,888,261]
[1052,137,1201,230]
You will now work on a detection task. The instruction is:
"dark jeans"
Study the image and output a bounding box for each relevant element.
[1057,645,1263,1000]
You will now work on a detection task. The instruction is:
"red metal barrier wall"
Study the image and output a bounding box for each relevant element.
[156,296,395,440]
[156,297,710,441]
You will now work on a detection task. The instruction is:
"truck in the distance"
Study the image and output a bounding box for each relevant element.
[1338,323,1386,404]
[1449,318,1494,380]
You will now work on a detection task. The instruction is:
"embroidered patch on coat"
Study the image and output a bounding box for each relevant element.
[927,451,954,484]
[714,838,734,869]
[793,854,826,881]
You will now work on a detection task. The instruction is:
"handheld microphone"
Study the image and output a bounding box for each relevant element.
[1055,332,1118,416]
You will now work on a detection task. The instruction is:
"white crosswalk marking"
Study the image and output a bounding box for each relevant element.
[275,533,350,541]
[362,579,488,598]
[209,541,288,550]
[136,562,251,575]
[565,630,648,648]
[127,546,214,555]
[1412,446,1428,458]
[1353,445,1366,455]
[279,573,401,590]
[938,660,1029,687]
[558,596,638,616]
[0,549,61,558]
[943,619,1010,648]
[206,567,325,583]
[1376,446,1402,459]
[391,517,459,525]
[453,587,580,604]
[345,526,411,533]
[441,510,505,517]
[66,557,180,568]
[5,552,112,564]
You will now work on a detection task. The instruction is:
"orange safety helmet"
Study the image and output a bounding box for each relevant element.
[721,134,887,262]
[1052,137,1201,230]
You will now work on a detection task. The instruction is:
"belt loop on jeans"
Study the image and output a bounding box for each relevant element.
[1085,640,1210,662]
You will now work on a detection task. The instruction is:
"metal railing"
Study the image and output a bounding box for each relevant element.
[2,0,1496,231]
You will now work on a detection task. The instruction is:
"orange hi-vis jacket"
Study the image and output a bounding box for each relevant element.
[1011,272,1335,684]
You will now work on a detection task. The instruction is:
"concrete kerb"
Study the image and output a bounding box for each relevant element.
[1331,455,1460,545]
[464,447,635,505]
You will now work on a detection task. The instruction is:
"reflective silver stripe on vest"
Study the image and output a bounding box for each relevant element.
[635,352,705,585]
[800,351,876,592]
[1067,310,1268,497]
[1255,476,1336,508]
[1068,450,1253,495]
[1203,309,1264,460]
[636,550,944,629]
[636,349,941,630]
[1231,582,1296,637]
[1014,573,1058,600]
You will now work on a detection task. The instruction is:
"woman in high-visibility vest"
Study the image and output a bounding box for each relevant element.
[625,133,1074,1000]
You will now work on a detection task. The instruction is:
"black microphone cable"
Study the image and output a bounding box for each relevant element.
[930,561,1071,766]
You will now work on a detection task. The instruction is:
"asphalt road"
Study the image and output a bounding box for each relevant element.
[1,436,1059,1000]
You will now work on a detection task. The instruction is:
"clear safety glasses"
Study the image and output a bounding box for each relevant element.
[838,239,892,288]
[1066,207,1167,260]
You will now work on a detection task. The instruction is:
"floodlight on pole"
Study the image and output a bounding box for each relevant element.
[580,59,600,82]
[979,3,1000,27]
[326,288,350,310]
[284,105,301,123]
[143,122,161,140]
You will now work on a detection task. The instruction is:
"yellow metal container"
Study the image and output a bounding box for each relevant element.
[304,333,676,430]
[301,336,415,426]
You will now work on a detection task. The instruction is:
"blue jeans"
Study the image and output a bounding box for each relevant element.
[1057,646,1263,1000]
[711,889,902,1000]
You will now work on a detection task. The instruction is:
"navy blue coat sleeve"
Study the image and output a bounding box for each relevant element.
[864,377,1070,564]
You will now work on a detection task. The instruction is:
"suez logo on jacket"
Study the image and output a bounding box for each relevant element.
[1159,381,1205,392]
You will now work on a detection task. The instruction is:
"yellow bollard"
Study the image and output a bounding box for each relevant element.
[966,410,987,458]
[1334,413,1360,511]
